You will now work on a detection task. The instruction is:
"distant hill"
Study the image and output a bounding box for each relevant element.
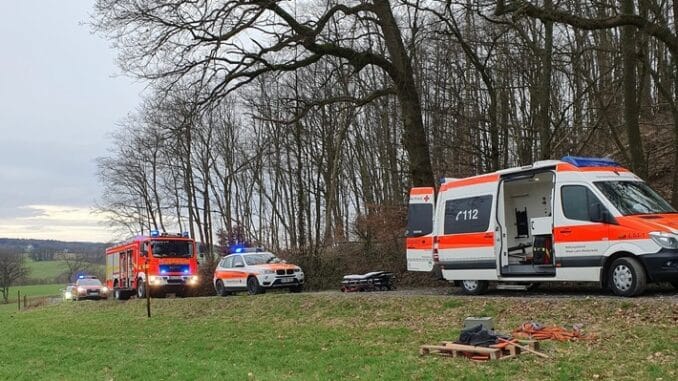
[0,238,107,262]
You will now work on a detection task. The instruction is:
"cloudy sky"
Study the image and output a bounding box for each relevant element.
[0,1,142,242]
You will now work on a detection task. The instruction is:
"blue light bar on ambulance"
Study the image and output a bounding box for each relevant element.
[150,229,160,237]
[560,156,621,168]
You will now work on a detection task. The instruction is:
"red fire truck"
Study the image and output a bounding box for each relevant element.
[105,231,200,299]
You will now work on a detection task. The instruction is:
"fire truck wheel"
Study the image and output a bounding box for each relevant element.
[215,280,228,297]
[137,280,147,298]
[608,257,646,297]
[247,276,263,295]
[460,280,489,295]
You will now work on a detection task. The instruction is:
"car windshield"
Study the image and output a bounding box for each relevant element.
[243,253,280,265]
[151,240,193,258]
[594,181,676,216]
[77,279,101,286]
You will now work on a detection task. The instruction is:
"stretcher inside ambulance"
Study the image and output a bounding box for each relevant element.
[406,156,678,296]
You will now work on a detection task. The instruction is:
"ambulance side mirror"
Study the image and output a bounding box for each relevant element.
[589,203,614,224]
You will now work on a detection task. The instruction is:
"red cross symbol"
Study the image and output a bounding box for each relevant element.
[423,195,430,202]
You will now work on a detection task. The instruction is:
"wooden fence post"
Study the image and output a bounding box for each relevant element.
[17,290,20,311]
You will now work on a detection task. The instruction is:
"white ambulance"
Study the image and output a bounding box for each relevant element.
[406,157,678,296]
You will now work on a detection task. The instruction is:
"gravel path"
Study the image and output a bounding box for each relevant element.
[314,284,678,301]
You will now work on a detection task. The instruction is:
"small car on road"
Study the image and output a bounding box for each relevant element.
[213,249,304,295]
[70,277,109,301]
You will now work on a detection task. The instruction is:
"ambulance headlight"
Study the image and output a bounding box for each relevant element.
[262,270,274,274]
[650,232,678,249]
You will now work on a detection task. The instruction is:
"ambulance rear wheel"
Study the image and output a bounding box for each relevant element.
[608,257,646,297]
[460,280,488,295]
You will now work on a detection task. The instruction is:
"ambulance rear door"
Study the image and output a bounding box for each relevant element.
[406,187,435,272]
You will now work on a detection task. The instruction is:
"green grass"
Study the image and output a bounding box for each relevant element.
[0,294,676,380]
[24,258,69,280]
[2,284,63,303]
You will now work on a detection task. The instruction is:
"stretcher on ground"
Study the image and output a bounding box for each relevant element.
[340,271,395,292]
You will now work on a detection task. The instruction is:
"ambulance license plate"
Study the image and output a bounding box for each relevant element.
[281,278,294,283]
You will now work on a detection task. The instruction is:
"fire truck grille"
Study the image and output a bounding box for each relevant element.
[159,264,189,274]
[276,269,285,276]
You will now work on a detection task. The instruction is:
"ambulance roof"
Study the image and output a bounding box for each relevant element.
[439,156,629,190]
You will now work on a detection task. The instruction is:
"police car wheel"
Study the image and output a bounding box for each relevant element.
[247,277,263,295]
[608,257,646,297]
[215,280,228,297]
[460,280,488,295]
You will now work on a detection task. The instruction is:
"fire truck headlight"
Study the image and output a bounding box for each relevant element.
[101,287,109,293]
[189,275,199,285]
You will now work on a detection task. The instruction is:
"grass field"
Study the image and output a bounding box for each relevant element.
[24,258,68,280]
[0,293,676,380]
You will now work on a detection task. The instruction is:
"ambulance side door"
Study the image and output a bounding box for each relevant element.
[554,184,610,272]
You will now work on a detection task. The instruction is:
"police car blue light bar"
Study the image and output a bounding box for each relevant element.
[150,229,160,237]
[561,156,621,168]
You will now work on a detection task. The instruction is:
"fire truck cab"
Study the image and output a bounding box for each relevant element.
[105,231,199,299]
[406,157,678,297]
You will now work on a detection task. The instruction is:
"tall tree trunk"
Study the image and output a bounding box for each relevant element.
[539,0,553,160]
[373,0,434,187]
[621,0,646,177]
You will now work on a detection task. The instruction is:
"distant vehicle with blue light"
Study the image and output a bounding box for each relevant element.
[407,156,678,297]
[213,248,304,295]
[66,276,109,301]
[105,231,200,299]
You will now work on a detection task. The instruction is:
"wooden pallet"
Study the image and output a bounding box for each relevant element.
[420,340,540,361]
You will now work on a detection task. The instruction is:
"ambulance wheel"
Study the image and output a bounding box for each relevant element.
[608,257,646,297]
[247,276,263,295]
[137,280,147,298]
[215,280,228,297]
[460,280,488,295]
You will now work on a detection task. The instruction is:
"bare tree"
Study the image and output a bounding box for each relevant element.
[93,0,435,187]
[0,248,29,304]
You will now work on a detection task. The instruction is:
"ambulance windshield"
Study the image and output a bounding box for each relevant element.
[151,240,193,258]
[594,181,676,216]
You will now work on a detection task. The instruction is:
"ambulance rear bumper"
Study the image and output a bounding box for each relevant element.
[640,249,678,282]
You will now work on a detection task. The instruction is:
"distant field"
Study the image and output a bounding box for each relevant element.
[0,283,63,313]
[24,258,68,280]
[0,293,675,380]
[23,257,104,282]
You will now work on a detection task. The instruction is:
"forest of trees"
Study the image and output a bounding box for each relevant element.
[92,1,678,262]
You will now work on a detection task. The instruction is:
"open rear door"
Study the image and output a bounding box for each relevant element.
[406,187,435,271]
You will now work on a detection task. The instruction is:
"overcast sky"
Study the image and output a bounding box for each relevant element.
[0,1,142,242]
